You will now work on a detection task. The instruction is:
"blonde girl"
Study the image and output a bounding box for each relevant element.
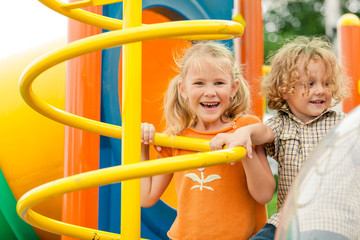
[141,41,275,240]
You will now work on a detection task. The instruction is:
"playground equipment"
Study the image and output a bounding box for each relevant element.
[16,0,250,239]
[10,0,358,239]
[337,13,360,113]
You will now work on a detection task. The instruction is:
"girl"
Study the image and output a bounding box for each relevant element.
[141,42,275,240]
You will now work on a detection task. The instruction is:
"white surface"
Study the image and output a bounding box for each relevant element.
[0,1,68,59]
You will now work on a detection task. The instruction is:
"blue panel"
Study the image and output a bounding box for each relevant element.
[99,2,123,233]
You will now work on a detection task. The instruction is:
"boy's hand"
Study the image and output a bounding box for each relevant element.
[209,128,253,159]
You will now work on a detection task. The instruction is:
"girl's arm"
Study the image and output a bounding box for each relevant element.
[242,145,276,204]
[141,123,173,208]
[209,123,274,158]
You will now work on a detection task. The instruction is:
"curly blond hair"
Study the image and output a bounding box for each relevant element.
[163,41,250,135]
[262,36,349,110]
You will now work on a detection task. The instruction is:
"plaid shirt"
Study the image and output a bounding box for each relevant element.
[264,108,346,227]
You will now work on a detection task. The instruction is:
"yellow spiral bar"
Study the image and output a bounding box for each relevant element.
[19,19,243,148]
[17,148,246,239]
[39,0,242,41]
[17,2,245,239]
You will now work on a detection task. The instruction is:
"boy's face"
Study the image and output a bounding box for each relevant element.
[283,57,332,123]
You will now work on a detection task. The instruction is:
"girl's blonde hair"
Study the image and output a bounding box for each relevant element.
[163,41,250,135]
[263,36,349,110]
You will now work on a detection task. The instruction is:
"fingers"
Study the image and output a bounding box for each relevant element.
[209,133,227,150]
[141,123,155,144]
[155,145,162,152]
[245,143,253,159]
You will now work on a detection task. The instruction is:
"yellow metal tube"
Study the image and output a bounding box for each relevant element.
[40,0,243,40]
[17,4,245,238]
[17,147,246,239]
[121,0,142,238]
[62,0,123,9]
[40,0,124,30]
[19,20,243,148]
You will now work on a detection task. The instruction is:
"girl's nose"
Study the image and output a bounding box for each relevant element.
[204,88,216,97]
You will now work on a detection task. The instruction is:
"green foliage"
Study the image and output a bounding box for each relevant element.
[263,0,360,61]
[266,174,278,218]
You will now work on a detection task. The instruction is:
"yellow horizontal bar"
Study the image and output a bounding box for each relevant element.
[63,0,123,9]
[40,0,123,30]
[40,0,245,36]
[18,147,246,239]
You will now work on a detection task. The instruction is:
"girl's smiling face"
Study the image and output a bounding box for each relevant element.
[179,57,239,132]
[284,57,333,123]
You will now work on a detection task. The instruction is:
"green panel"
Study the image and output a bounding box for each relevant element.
[0,210,17,239]
[0,168,39,240]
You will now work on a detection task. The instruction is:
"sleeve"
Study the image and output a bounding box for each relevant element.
[264,115,283,161]
[233,115,261,128]
[155,146,174,158]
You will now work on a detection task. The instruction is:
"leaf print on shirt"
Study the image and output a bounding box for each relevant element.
[185,171,221,191]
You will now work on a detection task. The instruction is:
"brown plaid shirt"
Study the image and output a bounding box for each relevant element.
[264,108,346,227]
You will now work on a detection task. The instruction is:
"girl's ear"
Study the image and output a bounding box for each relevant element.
[231,80,240,98]
[178,80,187,99]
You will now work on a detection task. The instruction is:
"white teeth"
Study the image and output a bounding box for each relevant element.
[203,103,217,106]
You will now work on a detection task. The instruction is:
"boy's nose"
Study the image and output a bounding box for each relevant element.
[314,84,325,94]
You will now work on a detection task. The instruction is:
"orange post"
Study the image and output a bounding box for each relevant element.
[235,0,264,119]
[62,4,102,240]
[338,13,360,113]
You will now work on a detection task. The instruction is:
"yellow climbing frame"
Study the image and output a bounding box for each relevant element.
[17,0,245,239]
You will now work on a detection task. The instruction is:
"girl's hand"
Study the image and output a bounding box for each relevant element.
[141,122,155,144]
[141,123,162,152]
[209,127,254,159]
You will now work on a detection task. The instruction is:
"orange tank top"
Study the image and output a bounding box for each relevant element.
[159,115,267,240]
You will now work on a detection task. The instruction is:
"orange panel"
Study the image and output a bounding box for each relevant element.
[339,24,360,113]
[237,0,264,119]
[62,5,102,240]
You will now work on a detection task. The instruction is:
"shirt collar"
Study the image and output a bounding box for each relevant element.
[278,108,335,125]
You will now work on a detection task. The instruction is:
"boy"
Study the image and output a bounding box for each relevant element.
[209,36,349,239]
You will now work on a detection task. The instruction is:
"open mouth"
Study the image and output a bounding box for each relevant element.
[200,102,220,108]
[310,100,325,104]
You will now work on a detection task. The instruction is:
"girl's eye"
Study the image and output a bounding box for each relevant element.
[215,81,225,85]
[193,81,204,85]
[324,82,330,87]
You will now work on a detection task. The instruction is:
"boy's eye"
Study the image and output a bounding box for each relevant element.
[306,82,314,87]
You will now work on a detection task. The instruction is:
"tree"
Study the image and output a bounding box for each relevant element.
[262,0,360,61]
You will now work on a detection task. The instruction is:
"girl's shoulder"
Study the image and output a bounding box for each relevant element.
[232,115,261,128]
